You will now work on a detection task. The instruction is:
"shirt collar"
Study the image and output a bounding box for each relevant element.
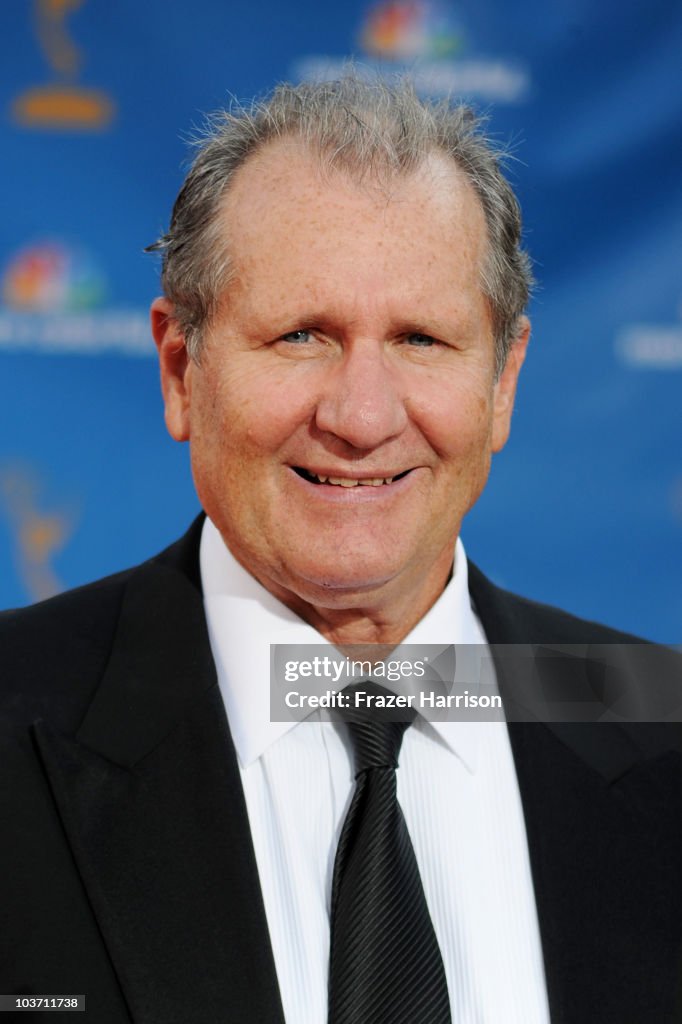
[200,517,489,773]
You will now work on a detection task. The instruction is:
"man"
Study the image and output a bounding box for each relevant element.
[1,78,680,1023]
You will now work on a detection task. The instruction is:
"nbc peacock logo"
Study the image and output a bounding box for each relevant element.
[2,241,107,312]
[291,0,529,103]
[0,240,150,356]
[360,1,464,61]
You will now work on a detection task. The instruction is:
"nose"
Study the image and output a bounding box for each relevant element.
[314,339,409,450]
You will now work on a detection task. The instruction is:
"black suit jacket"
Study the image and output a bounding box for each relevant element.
[2,518,681,1023]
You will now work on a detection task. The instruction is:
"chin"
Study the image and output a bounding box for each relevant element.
[287,554,403,603]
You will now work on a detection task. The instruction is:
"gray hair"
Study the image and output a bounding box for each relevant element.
[149,76,533,374]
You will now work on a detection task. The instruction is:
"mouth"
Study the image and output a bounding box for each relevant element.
[293,467,412,488]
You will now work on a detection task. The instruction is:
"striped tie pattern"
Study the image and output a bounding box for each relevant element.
[328,689,452,1024]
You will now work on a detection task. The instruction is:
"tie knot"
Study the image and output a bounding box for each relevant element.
[341,682,415,776]
[347,718,410,775]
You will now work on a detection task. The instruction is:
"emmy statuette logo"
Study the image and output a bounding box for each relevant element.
[12,0,115,131]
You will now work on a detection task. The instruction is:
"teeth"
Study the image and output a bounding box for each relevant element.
[313,473,394,486]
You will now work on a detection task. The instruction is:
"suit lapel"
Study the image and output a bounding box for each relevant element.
[34,524,285,1024]
[468,562,682,1024]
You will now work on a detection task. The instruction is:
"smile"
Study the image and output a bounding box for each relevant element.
[293,468,411,487]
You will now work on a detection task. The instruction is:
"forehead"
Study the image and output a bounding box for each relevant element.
[216,138,489,323]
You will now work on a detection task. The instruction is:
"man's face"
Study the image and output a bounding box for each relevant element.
[153,141,527,615]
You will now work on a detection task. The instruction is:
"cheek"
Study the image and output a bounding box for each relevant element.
[193,365,315,458]
[409,376,494,458]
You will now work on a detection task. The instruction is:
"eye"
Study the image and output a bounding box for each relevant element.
[280,329,312,344]
[405,333,438,347]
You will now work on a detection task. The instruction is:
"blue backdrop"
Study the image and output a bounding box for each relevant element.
[1,0,680,642]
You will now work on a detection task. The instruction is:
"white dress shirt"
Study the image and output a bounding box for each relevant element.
[200,517,550,1024]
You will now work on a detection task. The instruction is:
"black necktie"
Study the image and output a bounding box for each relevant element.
[328,687,452,1024]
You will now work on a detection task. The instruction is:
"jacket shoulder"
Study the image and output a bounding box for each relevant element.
[0,518,205,730]
[0,568,136,730]
[467,561,650,645]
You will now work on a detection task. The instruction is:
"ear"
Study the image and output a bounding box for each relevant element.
[150,296,193,442]
[491,316,530,453]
